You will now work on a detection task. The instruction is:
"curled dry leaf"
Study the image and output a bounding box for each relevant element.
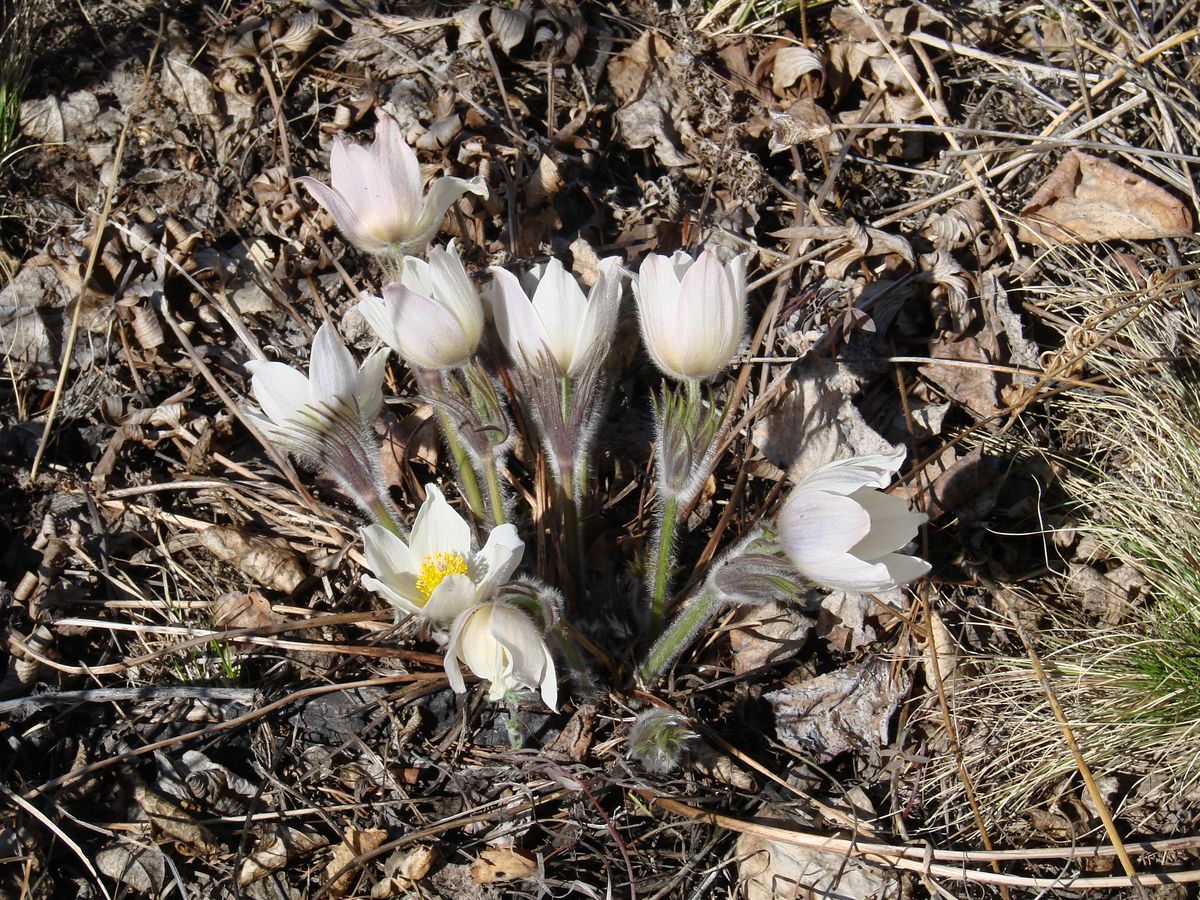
[737,832,896,900]
[1020,151,1194,243]
[470,846,538,884]
[213,590,284,630]
[771,46,823,96]
[133,781,219,852]
[237,826,331,887]
[95,840,167,896]
[766,100,832,154]
[325,827,389,898]
[197,526,306,593]
[160,50,218,118]
[729,599,814,675]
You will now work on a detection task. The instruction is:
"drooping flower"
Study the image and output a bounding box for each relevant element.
[489,256,623,378]
[357,242,485,370]
[445,602,558,709]
[360,484,523,623]
[776,449,930,593]
[632,249,748,382]
[296,116,487,257]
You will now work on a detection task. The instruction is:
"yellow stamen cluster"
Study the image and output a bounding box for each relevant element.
[415,551,470,601]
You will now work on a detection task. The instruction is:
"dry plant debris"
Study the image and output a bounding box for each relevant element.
[2,1,1200,898]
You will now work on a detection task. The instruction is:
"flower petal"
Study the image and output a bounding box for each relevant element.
[356,292,401,350]
[797,448,906,495]
[634,253,684,378]
[530,257,587,374]
[355,349,389,421]
[798,554,898,593]
[444,607,474,694]
[847,488,927,561]
[878,552,931,586]
[296,176,388,254]
[777,489,871,565]
[378,282,476,369]
[372,116,421,233]
[246,359,312,426]
[474,523,525,600]
[489,265,549,370]
[408,174,488,254]
[309,323,357,407]
[362,574,423,618]
[427,243,484,345]
[423,573,477,623]
[361,524,417,583]
[676,250,741,378]
[489,605,557,709]
[410,484,472,561]
[457,605,503,684]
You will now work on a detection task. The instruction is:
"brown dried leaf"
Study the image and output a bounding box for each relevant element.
[771,46,823,96]
[606,31,672,103]
[237,826,330,887]
[95,840,167,895]
[729,600,814,675]
[470,846,537,884]
[133,781,219,852]
[919,337,999,418]
[1020,151,1194,243]
[325,827,389,897]
[197,527,306,593]
[737,832,895,900]
[213,590,283,630]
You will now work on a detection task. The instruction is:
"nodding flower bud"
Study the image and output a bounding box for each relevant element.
[629,708,696,774]
[653,384,723,502]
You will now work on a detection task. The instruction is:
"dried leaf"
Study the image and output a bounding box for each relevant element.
[737,832,896,900]
[325,827,389,897]
[923,611,959,692]
[213,590,284,630]
[95,840,167,895]
[470,846,537,884]
[197,527,306,593]
[766,100,832,153]
[919,337,999,418]
[237,826,330,887]
[606,31,672,103]
[133,781,219,851]
[771,46,823,95]
[766,658,911,763]
[729,600,814,675]
[1020,151,1194,243]
[161,50,218,118]
[491,7,531,55]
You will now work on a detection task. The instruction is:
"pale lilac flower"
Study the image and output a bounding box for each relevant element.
[360,484,523,624]
[489,257,622,377]
[296,116,487,256]
[632,249,748,381]
[445,602,558,709]
[357,242,485,370]
[776,449,930,593]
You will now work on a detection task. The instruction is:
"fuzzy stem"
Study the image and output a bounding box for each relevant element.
[559,465,585,609]
[481,449,507,527]
[639,587,723,687]
[367,497,406,538]
[648,492,680,636]
[435,406,486,522]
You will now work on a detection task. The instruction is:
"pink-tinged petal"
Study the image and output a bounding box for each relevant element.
[246,359,312,426]
[296,176,388,253]
[530,257,587,373]
[380,282,476,369]
[372,116,421,232]
[777,489,871,565]
[474,524,525,599]
[410,484,472,561]
[309,323,357,406]
[847,488,927,560]
[408,174,488,253]
[423,573,477,623]
[797,449,906,495]
[355,349,389,421]
[362,574,423,618]
[798,553,899,593]
[668,249,695,281]
[334,141,393,232]
[489,265,549,369]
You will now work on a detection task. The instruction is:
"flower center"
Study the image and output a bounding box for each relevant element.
[415,551,470,601]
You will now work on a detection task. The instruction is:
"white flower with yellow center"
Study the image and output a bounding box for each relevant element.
[360,484,524,624]
[445,602,558,709]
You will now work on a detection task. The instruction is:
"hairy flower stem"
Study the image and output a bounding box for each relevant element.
[481,449,507,527]
[639,587,722,687]
[648,494,679,636]
[435,406,486,522]
[558,466,585,609]
[367,497,406,538]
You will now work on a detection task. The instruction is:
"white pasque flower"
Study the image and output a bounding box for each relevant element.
[296,116,487,256]
[776,449,931,593]
[357,242,485,370]
[445,602,558,709]
[361,484,524,624]
[632,249,748,381]
[489,256,623,377]
[245,322,386,454]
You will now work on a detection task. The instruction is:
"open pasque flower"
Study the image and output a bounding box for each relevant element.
[776,449,930,593]
[632,249,748,381]
[445,602,558,709]
[296,116,487,257]
[358,242,485,370]
[360,484,523,623]
[489,256,622,377]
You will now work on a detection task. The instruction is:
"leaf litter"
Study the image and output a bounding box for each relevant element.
[2,0,1200,898]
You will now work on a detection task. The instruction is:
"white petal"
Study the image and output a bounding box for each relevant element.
[444,607,473,693]
[356,293,401,351]
[309,323,356,406]
[380,282,477,369]
[474,524,525,599]
[427,244,484,347]
[676,250,740,378]
[361,524,417,581]
[489,605,549,690]
[410,484,472,560]
[797,448,907,495]
[362,574,423,618]
[372,116,420,234]
[333,140,398,242]
[246,360,312,426]
[489,266,548,369]
[799,554,899,593]
[878,552,931,586]
[777,489,870,565]
[530,257,587,373]
[296,176,387,253]
[399,257,435,297]
[457,605,503,682]
[539,646,558,711]
[423,573,478,623]
[847,488,927,561]
[408,174,488,254]
[634,254,685,379]
[355,349,389,421]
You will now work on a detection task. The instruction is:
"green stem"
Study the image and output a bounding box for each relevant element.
[559,465,584,609]
[368,498,405,538]
[639,588,723,687]
[648,493,680,636]
[435,406,486,522]
[481,451,507,526]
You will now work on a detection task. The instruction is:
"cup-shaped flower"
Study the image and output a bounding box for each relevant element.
[361,484,524,623]
[445,602,558,709]
[632,249,748,381]
[296,116,487,257]
[489,256,622,378]
[776,449,930,593]
[357,242,485,370]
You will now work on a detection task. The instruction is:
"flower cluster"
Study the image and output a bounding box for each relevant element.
[242,112,932,722]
